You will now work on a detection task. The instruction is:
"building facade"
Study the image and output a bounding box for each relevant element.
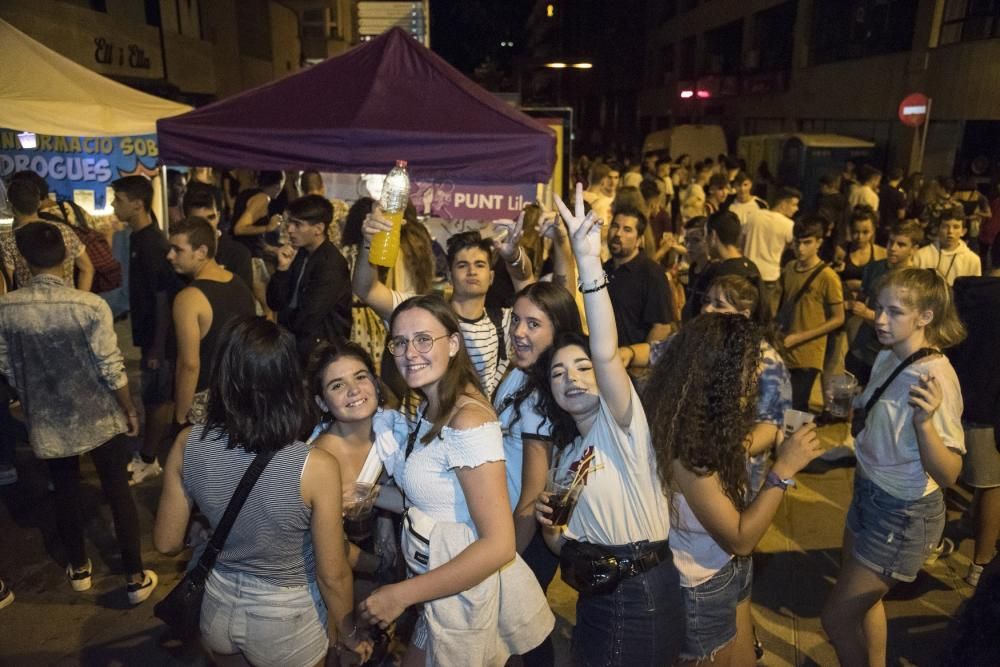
[0,0,303,104]
[640,0,1000,179]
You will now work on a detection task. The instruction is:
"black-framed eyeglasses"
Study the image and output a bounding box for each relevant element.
[387,333,450,357]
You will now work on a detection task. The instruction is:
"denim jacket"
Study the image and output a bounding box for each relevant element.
[0,274,128,458]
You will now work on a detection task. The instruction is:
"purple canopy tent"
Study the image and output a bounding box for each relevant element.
[156,28,555,184]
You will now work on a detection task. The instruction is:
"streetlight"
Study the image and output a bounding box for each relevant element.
[545,61,591,69]
[17,131,36,149]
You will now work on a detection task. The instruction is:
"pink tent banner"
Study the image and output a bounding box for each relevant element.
[411,180,536,220]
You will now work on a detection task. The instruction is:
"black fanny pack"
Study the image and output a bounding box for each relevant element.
[559,539,671,596]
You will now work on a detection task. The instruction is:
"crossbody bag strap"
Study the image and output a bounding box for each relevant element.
[863,347,938,414]
[784,262,828,310]
[190,446,277,580]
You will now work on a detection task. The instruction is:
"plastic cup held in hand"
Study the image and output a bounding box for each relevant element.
[544,469,584,527]
[824,374,858,419]
[782,408,815,438]
[343,482,376,543]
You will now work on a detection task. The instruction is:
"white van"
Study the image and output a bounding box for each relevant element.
[642,125,728,163]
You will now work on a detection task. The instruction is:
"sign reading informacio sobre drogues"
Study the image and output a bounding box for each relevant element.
[0,130,160,210]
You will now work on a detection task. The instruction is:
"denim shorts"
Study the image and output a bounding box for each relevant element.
[571,541,685,666]
[678,556,753,662]
[846,473,946,582]
[200,569,328,667]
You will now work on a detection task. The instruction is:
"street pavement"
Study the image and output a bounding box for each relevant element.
[0,323,979,665]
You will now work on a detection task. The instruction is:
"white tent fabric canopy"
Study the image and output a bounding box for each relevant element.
[0,18,190,137]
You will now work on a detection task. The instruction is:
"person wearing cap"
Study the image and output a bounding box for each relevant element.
[913,203,982,286]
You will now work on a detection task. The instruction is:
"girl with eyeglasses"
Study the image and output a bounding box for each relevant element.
[359,294,552,665]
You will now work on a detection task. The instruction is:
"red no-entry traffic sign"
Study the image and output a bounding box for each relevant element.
[899,93,929,127]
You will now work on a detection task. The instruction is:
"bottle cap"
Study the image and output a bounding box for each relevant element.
[395,159,408,168]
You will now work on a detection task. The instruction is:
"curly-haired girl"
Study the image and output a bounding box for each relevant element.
[643,313,822,666]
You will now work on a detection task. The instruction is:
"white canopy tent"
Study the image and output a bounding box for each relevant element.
[0,18,190,228]
[0,18,190,136]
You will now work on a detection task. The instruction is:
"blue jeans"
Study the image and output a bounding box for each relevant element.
[0,378,26,468]
[572,543,685,667]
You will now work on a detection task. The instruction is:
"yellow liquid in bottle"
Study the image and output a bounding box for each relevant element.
[368,208,403,267]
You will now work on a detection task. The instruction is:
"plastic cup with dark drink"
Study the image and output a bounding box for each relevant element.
[343,482,376,544]
[544,470,583,528]
[824,374,858,420]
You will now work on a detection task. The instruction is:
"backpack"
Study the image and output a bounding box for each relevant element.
[43,201,122,293]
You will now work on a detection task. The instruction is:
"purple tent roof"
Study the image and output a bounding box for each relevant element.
[157,28,555,183]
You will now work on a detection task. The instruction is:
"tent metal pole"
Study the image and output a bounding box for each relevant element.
[157,165,169,238]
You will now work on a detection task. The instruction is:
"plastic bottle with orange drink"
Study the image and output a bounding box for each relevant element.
[368,160,410,267]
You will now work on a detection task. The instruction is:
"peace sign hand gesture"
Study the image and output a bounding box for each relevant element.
[492,211,526,263]
[554,182,603,267]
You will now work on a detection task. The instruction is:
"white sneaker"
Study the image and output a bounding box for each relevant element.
[126,453,141,473]
[127,570,158,605]
[67,559,93,592]
[0,579,14,610]
[966,562,984,587]
[129,459,162,486]
[924,537,956,565]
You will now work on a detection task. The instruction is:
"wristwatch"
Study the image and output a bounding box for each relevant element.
[764,471,796,492]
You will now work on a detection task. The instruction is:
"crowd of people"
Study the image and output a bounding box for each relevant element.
[0,151,998,667]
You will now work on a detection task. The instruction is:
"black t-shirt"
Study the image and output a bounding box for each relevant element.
[603,253,673,346]
[878,184,906,233]
[129,225,181,355]
[682,256,761,321]
[216,235,254,290]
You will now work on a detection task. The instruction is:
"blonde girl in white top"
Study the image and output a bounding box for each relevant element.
[821,267,966,666]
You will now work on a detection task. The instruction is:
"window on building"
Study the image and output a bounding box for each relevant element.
[679,36,697,79]
[704,20,743,75]
[750,1,797,72]
[940,0,1000,45]
[236,0,273,61]
[660,0,677,23]
[811,0,918,65]
[658,42,675,84]
[144,0,161,27]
